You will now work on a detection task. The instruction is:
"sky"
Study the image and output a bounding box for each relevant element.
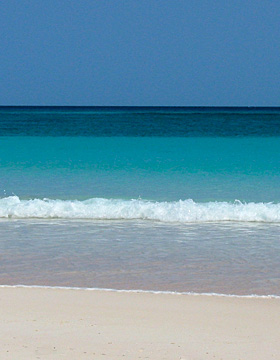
[0,1,279,106]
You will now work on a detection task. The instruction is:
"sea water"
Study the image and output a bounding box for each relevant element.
[1,107,280,296]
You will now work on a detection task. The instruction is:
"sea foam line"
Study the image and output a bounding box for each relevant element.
[0,285,279,299]
[1,196,280,223]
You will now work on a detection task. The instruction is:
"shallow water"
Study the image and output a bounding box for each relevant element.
[1,219,280,296]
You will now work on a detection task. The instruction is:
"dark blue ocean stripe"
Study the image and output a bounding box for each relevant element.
[0,106,280,136]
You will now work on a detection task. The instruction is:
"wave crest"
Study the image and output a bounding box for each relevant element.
[0,196,280,223]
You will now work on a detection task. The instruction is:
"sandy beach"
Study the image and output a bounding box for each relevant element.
[0,287,279,359]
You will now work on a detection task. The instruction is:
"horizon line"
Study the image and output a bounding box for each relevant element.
[1,105,280,108]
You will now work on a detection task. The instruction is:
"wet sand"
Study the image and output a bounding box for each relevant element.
[0,286,280,359]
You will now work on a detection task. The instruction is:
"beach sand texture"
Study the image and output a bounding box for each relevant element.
[0,287,280,359]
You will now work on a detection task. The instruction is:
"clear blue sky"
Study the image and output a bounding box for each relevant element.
[1,1,279,106]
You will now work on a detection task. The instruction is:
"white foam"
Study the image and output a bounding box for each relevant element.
[0,284,279,299]
[1,196,280,223]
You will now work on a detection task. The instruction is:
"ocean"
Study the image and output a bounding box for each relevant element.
[1,106,280,296]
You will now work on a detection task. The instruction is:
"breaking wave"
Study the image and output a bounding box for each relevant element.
[1,196,280,223]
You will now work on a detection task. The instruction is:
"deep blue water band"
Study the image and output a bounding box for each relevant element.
[0,106,280,136]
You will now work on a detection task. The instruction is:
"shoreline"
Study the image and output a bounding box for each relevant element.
[1,283,280,299]
[1,286,280,359]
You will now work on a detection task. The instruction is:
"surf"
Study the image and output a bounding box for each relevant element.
[1,196,280,223]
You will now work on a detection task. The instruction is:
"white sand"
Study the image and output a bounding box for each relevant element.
[0,287,280,359]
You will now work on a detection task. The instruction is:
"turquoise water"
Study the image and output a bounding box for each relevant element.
[1,136,280,202]
[1,107,280,295]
